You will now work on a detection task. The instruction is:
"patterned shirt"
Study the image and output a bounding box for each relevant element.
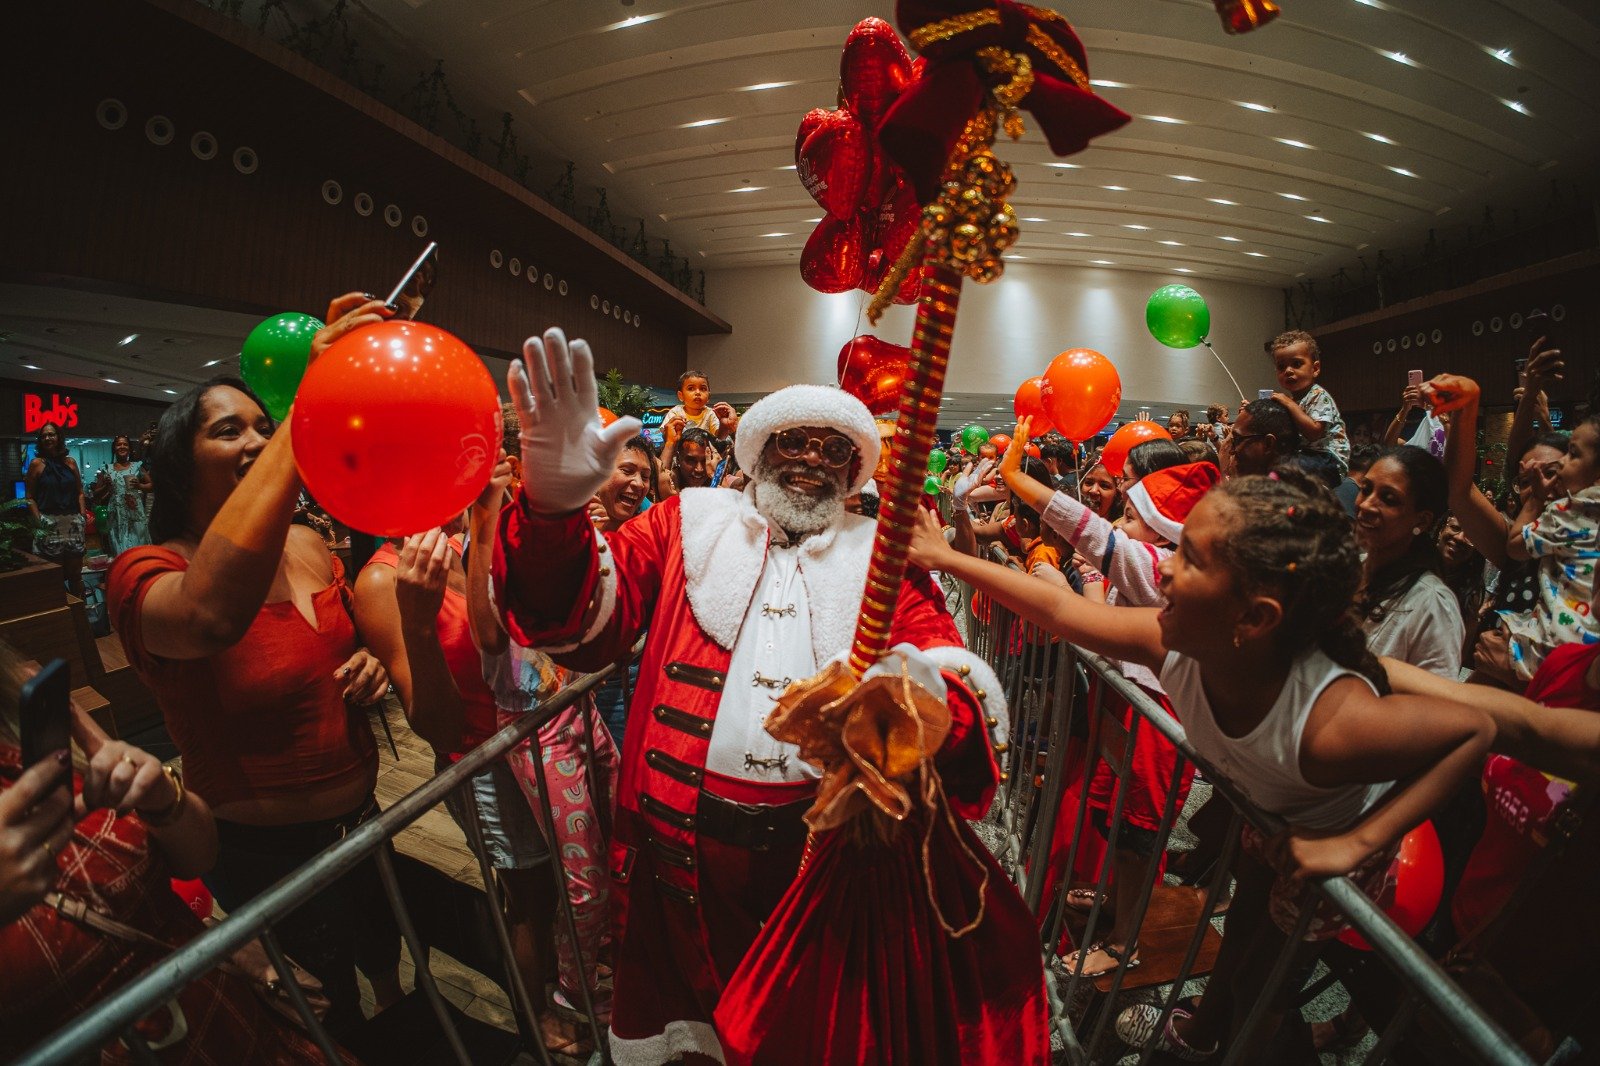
[1297,383,1350,476]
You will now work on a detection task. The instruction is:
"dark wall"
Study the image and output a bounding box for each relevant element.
[3,0,727,384]
[1313,249,1597,414]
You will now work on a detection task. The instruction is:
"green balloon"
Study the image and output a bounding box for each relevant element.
[923,475,942,495]
[242,312,324,420]
[959,424,990,452]
[92,505,109,529]
[1145,284,1210,349]
[927,449,948,474]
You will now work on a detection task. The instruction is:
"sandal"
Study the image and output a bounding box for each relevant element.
[538,1012,594,1059]
[1064,887,1110,913]
[1064,941,1140,978]
[1114,1003,1217,1062]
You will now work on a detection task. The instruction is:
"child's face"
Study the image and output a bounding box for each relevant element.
[678,377,709,413]
[1272,341,1320,395]
[1557,422,1600,494]
[1121,499,1164,545]
[1155,494,1235,657]
[1079,466,1117,517]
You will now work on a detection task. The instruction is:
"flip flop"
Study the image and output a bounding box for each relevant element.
[1064,941,1140,978]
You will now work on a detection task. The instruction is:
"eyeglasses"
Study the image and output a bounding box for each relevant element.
[773,428,856,468]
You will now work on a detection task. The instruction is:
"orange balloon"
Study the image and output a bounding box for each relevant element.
[1013,376,1051,429]
[1099,421,1171,478]
[988,433,1012,454]
[598,406,618,427]
[1040,349,1121,442]
[1024,442,1042,460]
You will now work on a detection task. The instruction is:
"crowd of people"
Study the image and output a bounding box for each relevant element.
[2,295,1596,1065]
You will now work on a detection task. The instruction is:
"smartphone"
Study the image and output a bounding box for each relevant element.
[1513,357,1528,388]
[384,242,439,317]
[1257,388,1275,400]
[20,659,72,783]
[1407,369,1423,388]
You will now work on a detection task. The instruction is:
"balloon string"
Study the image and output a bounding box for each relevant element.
[1202,339,1247,402]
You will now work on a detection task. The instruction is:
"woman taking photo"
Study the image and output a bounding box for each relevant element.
[93,433,153,557]
[24,422,89,598]
[108,292,403,1036]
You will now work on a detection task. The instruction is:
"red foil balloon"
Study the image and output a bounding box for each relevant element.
[1098,421,1171,479]
[795,107,830,162]
[1213,0,1281,34]
[840,17,914,127]
[1024,443,1042,460]
[1040,348,1122,442]
[291,321,501,537]
[837,334,913,415]
[1014,376,1051,428]
[798,109,872,222]
[801,215,865,293]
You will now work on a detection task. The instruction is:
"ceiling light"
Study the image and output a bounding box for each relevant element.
[1174,268,1193,273]
[805,217,822,223]
[1171,175,1202,182]
[1279,192,1308,201]
[608,13,665,29]
[1236,101,1273,112]
[727,186,764,193]
[1306,215,1333,223]
[1022,216,1049,222]
[1218,235,1242,242]
[1090,260,1114,265]
[22,363,39,370]
[1159,240,1183,246]
[1362,131,1397,145]
[163,389,177,395]
[1144,115,1186,124]
[1090,79,1128,89]
[1274,137,1314,149]
[1244,251,1269,258]
[776,164,797,170]
[1124,224,1150,230]
[1379,50,1418,67]
[1353,0,1387,8]
[118,334,138,346]
[204,358,223,367]
[1064,231,1090,237]
[1385,165,1418,178]
[1102,185,1127,191]
[1007,255,1028,260]
[761,232,789,237]
[1502,98,1531,115]
[1489,47,1515,65]
[681,118,727,129]
[104,377,120,384]
[1208,198,1236,206]
[1047,162,1080,169]
[740,81,795,91]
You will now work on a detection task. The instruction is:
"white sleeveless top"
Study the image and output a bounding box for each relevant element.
[1160,649,1393,831]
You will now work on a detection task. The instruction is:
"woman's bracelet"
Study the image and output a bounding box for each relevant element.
[141,766,187,828]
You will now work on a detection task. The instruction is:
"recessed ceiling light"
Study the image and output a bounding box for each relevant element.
[1022,216,1049,222]
[1279,192,1308,201]
[1379,49,1418,67]
[776,164,797,171]
[1144,115,1186,125]
[1090,79,1128,89]
[104,377,120,384]
[1489,47,1515,65]
[1306,215,1333,223]
[1103,185,1127,191]
[1064,231,1090,237]
[1124,224,1150,230]
[1007,255,1028,260]
[22,363,39,370]
[740,81,795,91]
[1047,162,1081,169]
[1090,260,1114,265]
[1174,268,1193,273]
[727,186,764,193]
[1207,198,1236,206]
[1362,131,1397,145]
[1159,240,1183,246]
[1236,101,1273,112]
[761,232,789,237]
[681,118,727,129]
[1171,175,1202,182]
[204,358,223,367]
[611,12,665,29]
[1353,0,1387,8]
[118,334,138,346]
[1502,98,1531,116]
[1244,251,1269,258]
[1385,165,1418,178]
[1274,137,1315,150]
[805,217,822,223]
[163,389,177,395]
[1218,235,1242,242]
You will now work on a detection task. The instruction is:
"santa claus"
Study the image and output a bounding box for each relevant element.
[492,329,1010,1064]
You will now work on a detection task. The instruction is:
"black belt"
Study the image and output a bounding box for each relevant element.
[695,791,811,852]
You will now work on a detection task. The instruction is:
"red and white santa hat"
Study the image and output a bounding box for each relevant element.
[734,384,882,492]
[1125,461,1220,543]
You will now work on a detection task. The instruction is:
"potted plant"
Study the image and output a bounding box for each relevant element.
[596,369,655,422]
[0,500,62,618]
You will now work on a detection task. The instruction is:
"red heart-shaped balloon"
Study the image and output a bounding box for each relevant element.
[858,178,923,299]
[840,18,913,128]
[795,107,830,164]
[837,334,914,415]
[798,109,872,221]
[801,215,865,293]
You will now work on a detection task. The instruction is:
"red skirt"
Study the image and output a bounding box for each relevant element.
[714,800,1050,1065]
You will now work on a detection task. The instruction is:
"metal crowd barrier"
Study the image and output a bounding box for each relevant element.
[16,651,635,1066]
[965,546,1532,1066]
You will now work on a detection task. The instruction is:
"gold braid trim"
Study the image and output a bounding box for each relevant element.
[1024,24,1089,90]
[908,8,1000,50]
[976,46,1035,110]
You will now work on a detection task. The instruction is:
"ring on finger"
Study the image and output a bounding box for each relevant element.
[42,840,57,859]
[120,754,137,767]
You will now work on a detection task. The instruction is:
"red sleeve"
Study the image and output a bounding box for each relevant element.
[107,545,188,674]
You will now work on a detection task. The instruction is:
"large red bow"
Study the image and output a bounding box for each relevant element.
[879,0,1130,203]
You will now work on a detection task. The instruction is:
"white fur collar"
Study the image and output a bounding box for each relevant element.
[679,486,876,661]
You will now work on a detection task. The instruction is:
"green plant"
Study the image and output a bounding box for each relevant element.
[596,369,655,422]
[0,500,46,573]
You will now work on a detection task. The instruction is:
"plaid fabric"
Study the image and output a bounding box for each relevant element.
[0,744,353,1064]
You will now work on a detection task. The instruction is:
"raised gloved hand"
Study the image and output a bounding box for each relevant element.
[507,328,642,515]
[951,458,996,508]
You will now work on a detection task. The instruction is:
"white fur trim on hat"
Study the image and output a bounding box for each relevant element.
[733,384,881,493]
[1125,480,1184,545]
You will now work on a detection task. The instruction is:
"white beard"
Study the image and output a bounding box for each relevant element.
[750,456,846,539]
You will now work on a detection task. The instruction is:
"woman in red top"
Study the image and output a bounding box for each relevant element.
[108,294,403,1036]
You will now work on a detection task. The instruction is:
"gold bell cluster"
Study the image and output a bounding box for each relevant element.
[923,149,1019,284]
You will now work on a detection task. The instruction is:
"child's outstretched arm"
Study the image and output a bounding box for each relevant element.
[1270,392,1327,442]
[1277,677,1492,879]
[908,506,1167,672]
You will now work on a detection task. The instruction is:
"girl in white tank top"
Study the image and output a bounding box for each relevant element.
[913,470,1492,1062]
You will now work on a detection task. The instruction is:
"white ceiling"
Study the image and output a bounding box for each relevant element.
[352,0,1600,287]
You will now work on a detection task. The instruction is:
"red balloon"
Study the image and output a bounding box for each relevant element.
[797,109,872,222]
[291,321,501,537]
[170,877,213,920]
[1040,348,1121,442]
[1014,376,1051,428]
[1024,443,1042,460]
[988,433,1013,454]
[1337,821,1445,952]
[860,178,921,293]
[840,18,913,127]
[837,334,913,415]
[801,215,865,293]
[795,107,830,163]
[1099,421,1172,479]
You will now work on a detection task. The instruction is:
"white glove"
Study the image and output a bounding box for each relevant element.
[861,642,949,701]
[951,458,996,507]
[507,327,642,515]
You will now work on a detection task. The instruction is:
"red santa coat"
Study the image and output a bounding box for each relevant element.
[493,485,1009,1063]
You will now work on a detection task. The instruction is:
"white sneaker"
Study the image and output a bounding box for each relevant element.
[1114,1003,1217,1061]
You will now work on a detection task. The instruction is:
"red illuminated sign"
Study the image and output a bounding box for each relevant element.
[23,393,79,433]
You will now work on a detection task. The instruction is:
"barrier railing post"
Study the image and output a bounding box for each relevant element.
[373,846,472,1066]
[257,927,346,1064]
